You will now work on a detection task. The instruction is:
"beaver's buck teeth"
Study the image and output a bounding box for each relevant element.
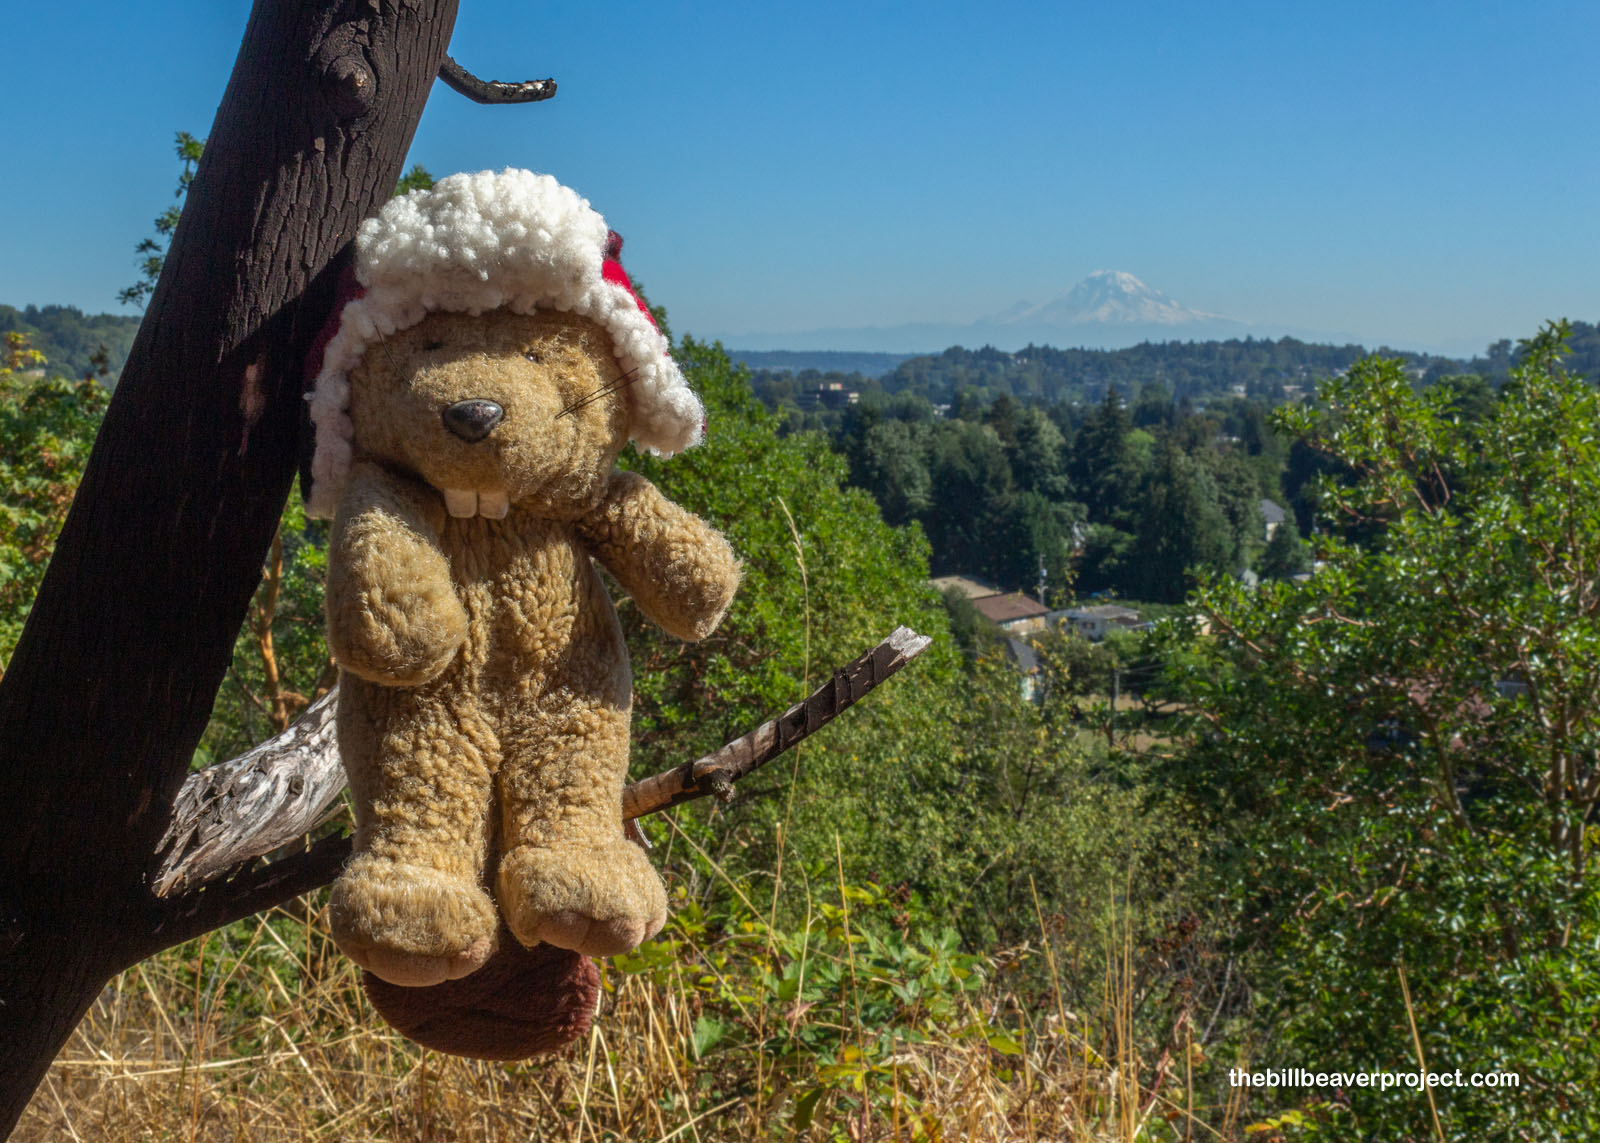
[443,489,478,518]
[478,490,510,519]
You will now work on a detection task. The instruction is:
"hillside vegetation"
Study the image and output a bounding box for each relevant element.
[0,304,139,382]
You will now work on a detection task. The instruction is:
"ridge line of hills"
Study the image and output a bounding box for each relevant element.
[7,302,1597,412]
[736,320,1600,412]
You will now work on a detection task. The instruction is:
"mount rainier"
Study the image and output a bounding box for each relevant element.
[724,270,1254,353]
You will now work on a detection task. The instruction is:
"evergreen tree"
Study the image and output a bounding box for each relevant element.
[923,420,1013,577]
[1201,447,1263,569]
[1007,406,1070,499]
[1256,516,1310,579]
[1133,442,1232,602]
[865,419,934,526]
[1072,385,1138,527]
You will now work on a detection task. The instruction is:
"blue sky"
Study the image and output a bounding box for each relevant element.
[3,0,1595,356]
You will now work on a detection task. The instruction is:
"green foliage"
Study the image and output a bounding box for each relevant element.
[1468,320,1600,385]
[0,304,138,383]
[201,494,331,763]
[1131,441,1237,602]
[1257,515,1310,580]
[1072,384,1140,527]
[938,585,1001,657]
[834,399,1078,592]
[618,339,1187,960]
[619,336,952,763]
[826,368,1278,598]
[392,164,435,197]
[0,334,109,667]
[614,875,995,1131]
[1159,325,1600,1137]
[119,131,203,309]
[1037,626,1118,700]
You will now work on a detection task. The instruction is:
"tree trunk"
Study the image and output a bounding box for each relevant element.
[0,1,458,1131]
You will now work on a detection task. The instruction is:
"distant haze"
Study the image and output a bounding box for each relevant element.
[719,270,1378,355]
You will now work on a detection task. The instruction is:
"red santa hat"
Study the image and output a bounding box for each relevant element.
[304,169,703,519]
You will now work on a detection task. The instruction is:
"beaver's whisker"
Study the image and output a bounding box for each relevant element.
[556,366,640,418]
[375,331,403,377]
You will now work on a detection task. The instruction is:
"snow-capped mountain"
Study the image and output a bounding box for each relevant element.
[721,270,1255,353]
[996,270,1228,328]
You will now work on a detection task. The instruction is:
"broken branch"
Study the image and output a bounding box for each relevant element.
[622,625,932,818]
[154,689,344,895]
[438,55,556,104]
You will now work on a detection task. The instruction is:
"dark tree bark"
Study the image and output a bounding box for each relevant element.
[0,1,461,1131]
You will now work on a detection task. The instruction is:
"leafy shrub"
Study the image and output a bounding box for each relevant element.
[1157,327,1600,1139]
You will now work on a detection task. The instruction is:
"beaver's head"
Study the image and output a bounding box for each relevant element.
[348,308,632,521]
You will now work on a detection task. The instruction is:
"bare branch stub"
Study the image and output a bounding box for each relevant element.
[150,627,932,945]
[154,689,345,896]
[438,55,556,104]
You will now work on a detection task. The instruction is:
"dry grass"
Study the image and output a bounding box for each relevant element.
[16,874,1219,1143]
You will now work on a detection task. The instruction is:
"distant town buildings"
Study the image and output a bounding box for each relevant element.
[934,574,1142,643]
[797,381,859,410]
[932,571,1148,699]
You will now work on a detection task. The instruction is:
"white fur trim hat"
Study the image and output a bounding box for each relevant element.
[304,169,704,519]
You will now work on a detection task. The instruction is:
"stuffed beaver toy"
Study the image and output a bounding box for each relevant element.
[303,170,740,1055]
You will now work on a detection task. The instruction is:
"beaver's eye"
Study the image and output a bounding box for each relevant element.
[423,340,445,351]
[523,348,545,364]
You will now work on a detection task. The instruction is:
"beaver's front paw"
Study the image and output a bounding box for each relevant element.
[328,578,469,687]
[497,840,668,957]
[330,857,499,986]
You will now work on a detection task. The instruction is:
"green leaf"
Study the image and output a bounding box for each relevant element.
[792,1086,826,1130]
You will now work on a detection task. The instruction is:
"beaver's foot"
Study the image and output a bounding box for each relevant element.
[330,857,498,986]
[497,839,668,957]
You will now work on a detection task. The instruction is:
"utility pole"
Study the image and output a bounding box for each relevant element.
[1107,666,1120,747]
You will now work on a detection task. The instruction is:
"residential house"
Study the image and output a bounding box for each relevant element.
[1052,603,1141,642]
[1003,637,1041,702]
[929,574,1001,601]
[1260,498,1286,540]
[972,592,1050,636]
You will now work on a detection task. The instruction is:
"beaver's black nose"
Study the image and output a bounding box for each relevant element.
[442,399,504,443]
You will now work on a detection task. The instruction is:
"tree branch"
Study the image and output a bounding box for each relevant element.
[438,55,556,104]
[142,834,351,957]
[150,627,932,942]
[154,690,344,895]
[622,625,932,817]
